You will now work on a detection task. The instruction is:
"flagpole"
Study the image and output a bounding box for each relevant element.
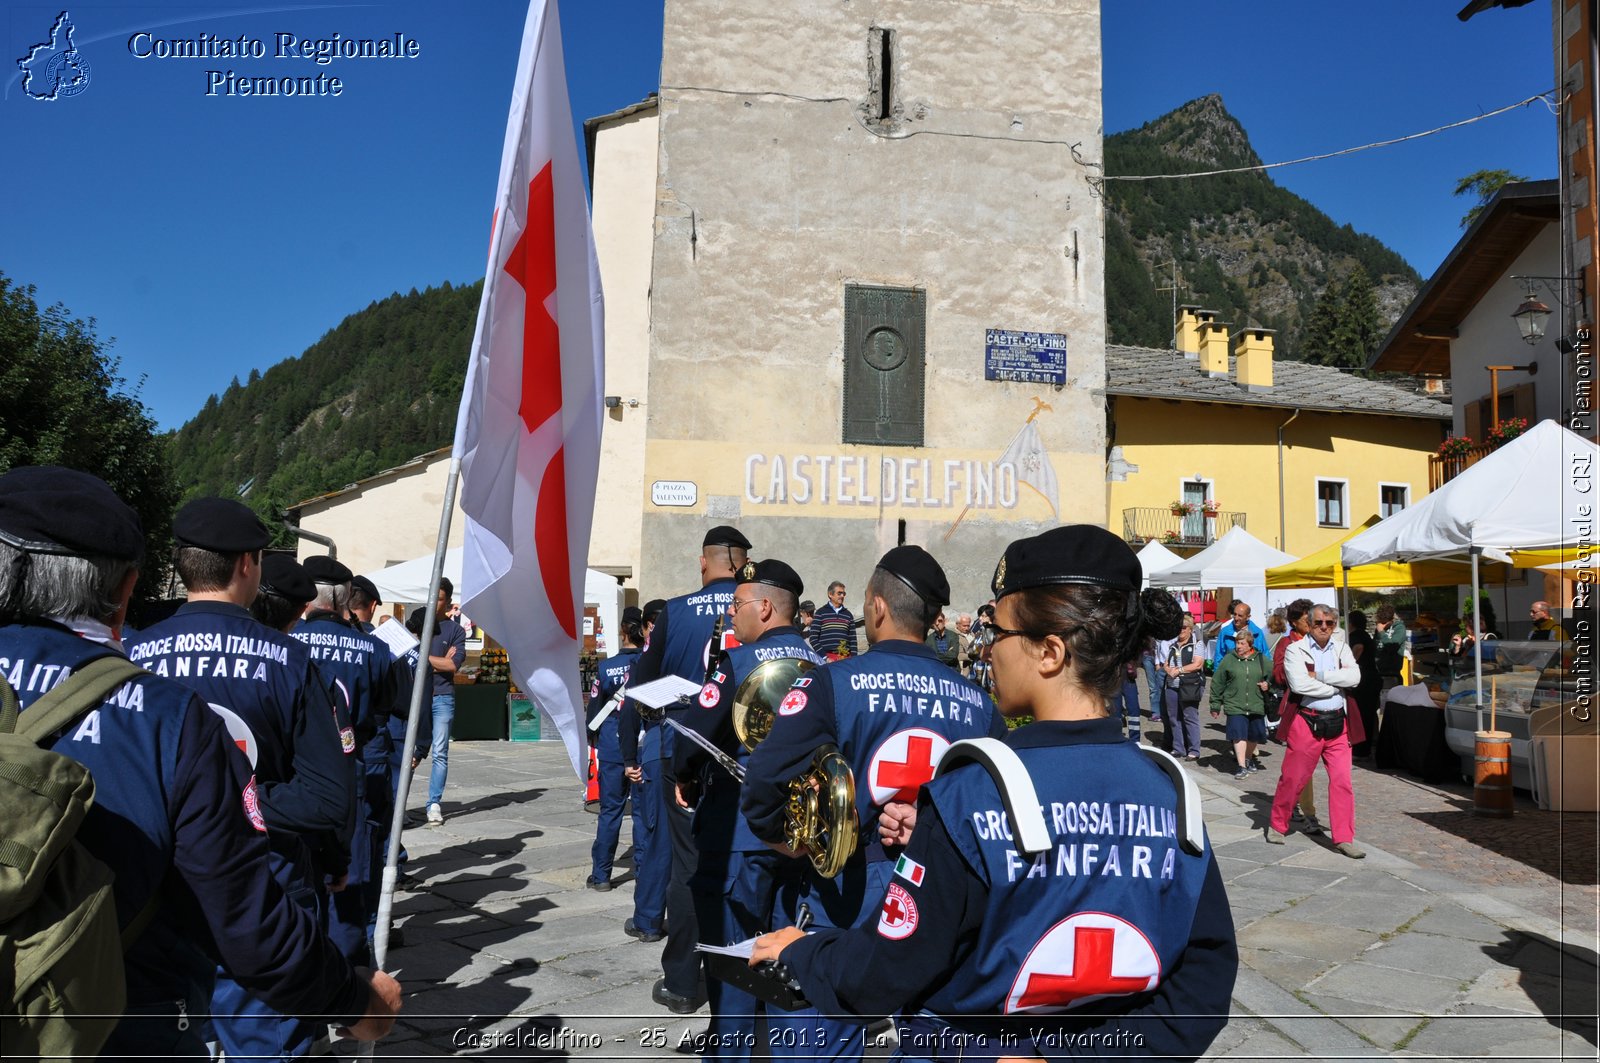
[365,242,519,1063]
[365,2,532,1036]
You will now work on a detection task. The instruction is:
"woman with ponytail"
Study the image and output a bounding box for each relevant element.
[751,526,1237,1061]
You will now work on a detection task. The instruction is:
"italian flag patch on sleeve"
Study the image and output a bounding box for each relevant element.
[894,853,925,886]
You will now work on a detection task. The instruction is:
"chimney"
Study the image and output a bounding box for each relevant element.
[1234,328,1275,392]
[1176,305,1205,356]
[1197,320,1230,377]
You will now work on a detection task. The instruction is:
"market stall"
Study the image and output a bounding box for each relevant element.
[1341,421,1595,790]
[1147,525,1308,622]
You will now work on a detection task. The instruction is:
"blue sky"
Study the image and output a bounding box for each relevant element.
[1,1,1553,431]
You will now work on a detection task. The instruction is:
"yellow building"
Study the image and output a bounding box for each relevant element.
[1106,308,1450,557]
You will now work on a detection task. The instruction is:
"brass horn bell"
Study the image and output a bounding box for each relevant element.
[732,658,814,752]
[730,658,858,878]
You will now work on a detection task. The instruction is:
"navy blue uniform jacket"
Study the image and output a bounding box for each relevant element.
[127,602,352,851]
[618,577,736,767]
[0,619,367,1022]
[784,718,1237,1060]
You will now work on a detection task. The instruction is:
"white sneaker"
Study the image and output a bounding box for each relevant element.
[426,803,443,825]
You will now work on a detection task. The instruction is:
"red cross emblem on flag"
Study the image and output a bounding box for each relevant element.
[1005,913,1161,1013]
[867,728,950,804]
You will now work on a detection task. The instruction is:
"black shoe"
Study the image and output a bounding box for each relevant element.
[396,871,421,891]
[586,876,614,892]
[625,918,664,943]
[652,977,704,1014]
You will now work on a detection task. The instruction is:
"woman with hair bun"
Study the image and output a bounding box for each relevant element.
[751,526,1237,1061]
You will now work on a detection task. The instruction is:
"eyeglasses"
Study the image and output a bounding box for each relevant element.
[1311,620,1337,628]
[978,624,1035,654]
[729,597,765,614]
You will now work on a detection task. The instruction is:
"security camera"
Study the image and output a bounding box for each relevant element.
[604,395,622,409]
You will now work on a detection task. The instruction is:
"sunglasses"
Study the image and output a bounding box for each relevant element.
[1311,620,1337,628]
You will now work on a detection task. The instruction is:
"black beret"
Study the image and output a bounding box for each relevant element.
[173,497,271,553]
[0,466,144,561]
[991,525,1141,599]
[736,558,803,597]
[876,545,950,608]
[259,553,316,603]
[621,605,644,625]
[703,525,752,550]
[350,575,382,605]
[642,599,667,622]
[302,555,353,584]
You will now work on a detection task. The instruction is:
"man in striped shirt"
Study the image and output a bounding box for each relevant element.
[808,580,858,658]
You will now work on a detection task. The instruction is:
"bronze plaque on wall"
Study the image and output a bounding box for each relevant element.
[843,285,925,446]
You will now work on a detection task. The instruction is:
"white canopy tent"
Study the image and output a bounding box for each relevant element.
[363,548,625,658]
[1340,419,1595,720]
[1134,540,1183,587]
[1342,420,1595,567]
[1146,526,1311,623]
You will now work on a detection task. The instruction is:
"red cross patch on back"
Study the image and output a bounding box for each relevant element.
[1005,912,1161,1013]
[867,728,950,804]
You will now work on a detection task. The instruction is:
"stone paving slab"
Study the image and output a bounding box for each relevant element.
[345,739,1600,1059]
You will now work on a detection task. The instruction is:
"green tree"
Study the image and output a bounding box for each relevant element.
[1329,263,1382,371]
[0,273,179,602]
[1454,169,1529,228]
[1299,276,1343,366]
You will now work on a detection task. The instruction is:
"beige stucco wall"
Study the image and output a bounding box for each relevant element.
[637,0,1106,608]
[292,451,463,576]
[588,106,661,591]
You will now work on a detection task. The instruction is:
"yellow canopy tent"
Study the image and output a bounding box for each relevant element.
[1264,517,1511,589]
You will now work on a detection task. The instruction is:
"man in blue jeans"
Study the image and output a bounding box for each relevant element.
[426,578,467,825]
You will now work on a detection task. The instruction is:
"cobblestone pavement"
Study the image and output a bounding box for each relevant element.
[354,732,1599,1060]
[1175,712,1599,938]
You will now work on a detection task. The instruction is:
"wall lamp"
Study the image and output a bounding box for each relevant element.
[1510,273,1584,347]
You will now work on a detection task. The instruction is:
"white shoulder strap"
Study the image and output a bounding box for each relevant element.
[934,738,1052,857]
[1138,745,1206,856]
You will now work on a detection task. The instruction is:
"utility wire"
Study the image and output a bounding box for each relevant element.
[1101,92,1553,182]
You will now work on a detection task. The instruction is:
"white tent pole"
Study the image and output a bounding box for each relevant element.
[1340,564,1350,621]
[1471,547,1484,732]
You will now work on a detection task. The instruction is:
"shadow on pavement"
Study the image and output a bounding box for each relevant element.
[1406,807,1599,885]
[1482,929,1600,1046]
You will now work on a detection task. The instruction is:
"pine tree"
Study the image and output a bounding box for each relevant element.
[1455,169,1530,228]
[1329,264,1381,371]
[1300,276,1343,366]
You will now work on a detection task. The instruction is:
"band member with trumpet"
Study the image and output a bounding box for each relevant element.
[743,545,1005,1062]
[619,526,750,1013]
[673,558,826,1059]
[750,527,1237,1062]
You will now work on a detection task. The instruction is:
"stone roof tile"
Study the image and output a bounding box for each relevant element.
[1105,345,1451,420]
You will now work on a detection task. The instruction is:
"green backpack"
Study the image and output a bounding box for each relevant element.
[0,654,149,1060]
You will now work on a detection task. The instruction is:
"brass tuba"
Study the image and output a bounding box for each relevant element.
[732,659,859,878]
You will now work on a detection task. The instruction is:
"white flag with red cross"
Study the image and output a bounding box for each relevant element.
[455,0,603,780]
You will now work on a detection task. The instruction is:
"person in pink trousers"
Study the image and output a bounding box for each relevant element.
[1265,603,1367,858]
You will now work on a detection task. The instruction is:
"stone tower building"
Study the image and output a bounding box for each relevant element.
[612,0,1105,605]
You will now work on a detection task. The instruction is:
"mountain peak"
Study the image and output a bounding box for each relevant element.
[1113,94,1262,173]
